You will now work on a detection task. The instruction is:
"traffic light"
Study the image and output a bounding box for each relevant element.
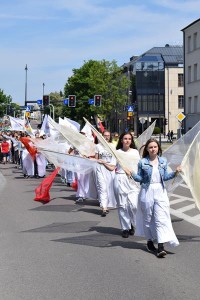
[68,95,76,107]
[94,95,102,107]
[43,95,50,106]
[164,118,168,125]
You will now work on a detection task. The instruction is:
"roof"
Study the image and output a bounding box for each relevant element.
[142,45,183,65]
[181,18,200,31]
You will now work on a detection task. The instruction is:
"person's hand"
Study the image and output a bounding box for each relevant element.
[176,165,182,173]
[123,167,132,177]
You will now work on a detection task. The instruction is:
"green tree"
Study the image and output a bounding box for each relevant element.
[48,91,64,121]
[63,59,130,128]
[0,89,12,117]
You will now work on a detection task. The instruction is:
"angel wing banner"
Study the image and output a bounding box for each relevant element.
[135,120,156,150]
[163,120,200,192]
[9,116,25,131]
[83,117,140,173]
[37,149,98,175]
[48,116,95,157]
[181,131,200,210]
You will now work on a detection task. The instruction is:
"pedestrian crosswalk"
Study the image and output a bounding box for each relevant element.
[169,183,200,228]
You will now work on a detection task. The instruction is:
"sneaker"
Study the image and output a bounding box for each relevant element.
[129,224,135,236]
[146,240,157,252]
[122,230,129,238]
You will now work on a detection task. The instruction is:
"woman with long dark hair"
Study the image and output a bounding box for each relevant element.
[114,132,140,238]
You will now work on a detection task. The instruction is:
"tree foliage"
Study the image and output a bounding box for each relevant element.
[0,89,12,117]
[63,59,130,127]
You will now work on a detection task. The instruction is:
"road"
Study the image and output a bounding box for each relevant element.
[0,164,200,300]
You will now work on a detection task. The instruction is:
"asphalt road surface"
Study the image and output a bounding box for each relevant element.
[0,164,200,300]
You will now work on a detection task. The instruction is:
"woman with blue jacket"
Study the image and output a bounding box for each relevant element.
[130,138,181,258]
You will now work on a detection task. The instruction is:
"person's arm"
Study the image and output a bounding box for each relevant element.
[98,159,116,171]
[130,160,143,182]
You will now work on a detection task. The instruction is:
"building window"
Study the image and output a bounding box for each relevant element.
[178,74,183,87]
[188,97,192,113]
[188,66,191,83]
[188,36,191,52]
[193,32,197,50]
[178,95,184,109]
[194,63,198,81]
[194,96,198,112]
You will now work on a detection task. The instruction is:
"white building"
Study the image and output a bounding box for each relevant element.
[182,18,200,131]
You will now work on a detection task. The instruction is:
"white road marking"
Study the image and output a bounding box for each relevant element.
[169,190,200,228]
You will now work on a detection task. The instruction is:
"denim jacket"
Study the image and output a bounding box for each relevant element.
[132,156,176,191]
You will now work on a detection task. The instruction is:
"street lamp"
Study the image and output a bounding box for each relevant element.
[49,104,55,120]
[25,64,28,106]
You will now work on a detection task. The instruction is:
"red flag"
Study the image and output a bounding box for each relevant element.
[94,115,105,133]
[34,167,60,203]
[20,137,37,160]
[71,179,78,191]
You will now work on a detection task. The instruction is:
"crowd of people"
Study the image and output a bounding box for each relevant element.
[0,127,182,259]
[0,130,48,178]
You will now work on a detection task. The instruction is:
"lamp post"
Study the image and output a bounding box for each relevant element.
[25,64,28,106]
[49,104,55,120]
[42,83,45,96]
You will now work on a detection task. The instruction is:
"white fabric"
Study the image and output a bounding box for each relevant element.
[40,115,60,138]
[135,120,156,150]
[59,117,79,132]
[95,144,116,208]
[139,167,179,247]
[48,116,95,157]
[64,117,80,132]
[36,152,47,177]
[9,116,25,131]
[22,149,34,176]
[163,120,200,192]
[114,149,140,230]
[181,131,200,210]
[76,171,98,200]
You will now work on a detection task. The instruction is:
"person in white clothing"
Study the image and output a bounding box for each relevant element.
[130,138,182,258]
[114,132,140,238]
[95,130,116,217]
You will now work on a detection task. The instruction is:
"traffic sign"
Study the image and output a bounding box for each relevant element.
[88,99,94,105]
[176,112,186,122]
[63,99,68,105]
[139,117,146,124]
[127,105,134,112]
[37,99,42,105]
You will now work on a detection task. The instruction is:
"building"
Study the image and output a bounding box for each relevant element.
[122,45,184,136]
[181,18,200,131]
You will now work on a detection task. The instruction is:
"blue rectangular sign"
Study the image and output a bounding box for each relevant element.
[88,99,94,104]
[37,99,42,105]
[63,99,68,105]
[127,105,134,112]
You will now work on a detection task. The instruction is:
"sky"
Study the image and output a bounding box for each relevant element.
[0,0,199,105]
